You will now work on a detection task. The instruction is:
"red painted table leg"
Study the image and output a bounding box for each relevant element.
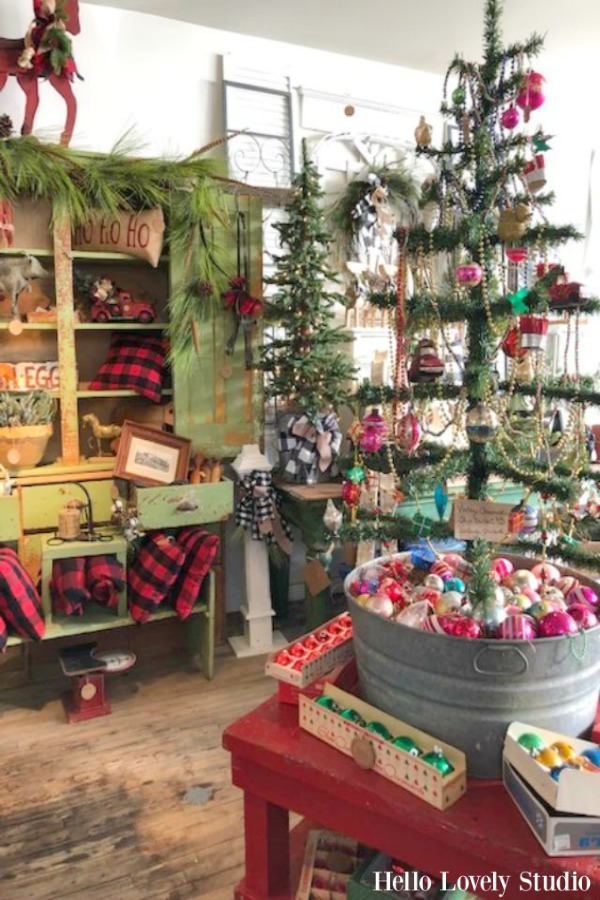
[235,791,290,900]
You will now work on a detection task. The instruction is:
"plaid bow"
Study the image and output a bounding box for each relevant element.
[236,470,293,552]
[278,413,342,483]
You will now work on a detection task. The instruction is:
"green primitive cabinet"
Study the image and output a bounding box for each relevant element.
[0,192,263,661]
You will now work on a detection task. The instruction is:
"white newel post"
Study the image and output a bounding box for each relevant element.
[228,444,287,657]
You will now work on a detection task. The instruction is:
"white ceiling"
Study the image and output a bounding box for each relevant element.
[82,0,600,73]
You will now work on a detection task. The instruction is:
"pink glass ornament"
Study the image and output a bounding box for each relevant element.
[431,560,454,581]
[446,617,482,639]
[532,562,561,585]
[516,71,545,112]
[492,557,514,580]
[361,407,389,436]
[520,586,541,605]
[456,263,483,286]
[567,586,599,610]
[538,609,579,638]
[422,613,445,634]
[558,576,580,596]
[395,411,421,454]
[498,614,537,640]
[359,428,384,453]
[568,603,599,630]
[501,106,520,129]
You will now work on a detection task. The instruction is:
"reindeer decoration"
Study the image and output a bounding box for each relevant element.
[82,413,121,458]
[0,1,81,146]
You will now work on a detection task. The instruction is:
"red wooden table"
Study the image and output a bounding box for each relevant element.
[223,694,600,900]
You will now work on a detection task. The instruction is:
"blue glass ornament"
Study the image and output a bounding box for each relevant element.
[444,577,466,594]
[410,547,436,571]
[434,481,449,520]
[581,748,600,767]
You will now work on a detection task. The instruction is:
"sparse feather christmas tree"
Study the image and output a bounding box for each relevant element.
[344,0,600,608]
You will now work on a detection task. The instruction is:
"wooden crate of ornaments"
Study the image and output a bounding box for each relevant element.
[265,613,354,688]
[299,684,467,810]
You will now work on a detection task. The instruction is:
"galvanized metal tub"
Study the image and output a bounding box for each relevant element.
[346,553,600,779]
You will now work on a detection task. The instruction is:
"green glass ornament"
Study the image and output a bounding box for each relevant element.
[316,696,339,712]
[452,86,466,105]
[517,732,546,754]
[422,746,455,776]
[340,708,366,726]
[392,735,422,756]
[347,465,366,484]
[365,721,392,740]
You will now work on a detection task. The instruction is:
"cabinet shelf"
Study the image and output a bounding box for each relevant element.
[77,388,173,398]
[71,250,169,264]
[6,602,207,646]
[74,322,168,331]
[0,322,57,331]
[0,247,54,258]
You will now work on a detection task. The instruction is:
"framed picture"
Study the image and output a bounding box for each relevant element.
[114,421,191,486]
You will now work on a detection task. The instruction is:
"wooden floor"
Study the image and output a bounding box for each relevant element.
[0,643,275,900]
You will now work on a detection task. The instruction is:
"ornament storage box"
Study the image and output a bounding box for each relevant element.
[502,759,600,857]
[503,721,600,816]
[264,613,355,689]
[299,684,467,810]
[295,829,361,900]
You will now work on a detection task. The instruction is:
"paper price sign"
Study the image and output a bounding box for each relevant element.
[453,499,513,542]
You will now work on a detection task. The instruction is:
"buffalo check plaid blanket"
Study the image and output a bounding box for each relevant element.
[0,614,7,653]
[89,333,168,403]
[86,555,124,609]
[170,528,219,620]
[128,533,186,623]
[0,546,45,642]
[50,557,89,616]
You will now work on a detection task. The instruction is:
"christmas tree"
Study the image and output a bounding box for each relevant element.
[261,140,354,419]
[343,0,600,605]
[261,141,355,482]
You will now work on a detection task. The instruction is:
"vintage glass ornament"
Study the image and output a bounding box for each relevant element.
[465,403,499,443]
[361,407,388,436]
[365,595,394,619]
[408,338,444,383]
[567,585,599,610]
[421,747,454,776]
[431,559,454,580]
[511,570,539,592]
[392,735,422,755]
[551,741,577,762]
[456,263,482,286]
[411,547,436,570]
[395,600,431,629]
[444,577,465,595]
[340,708,366,725]
[451,86,466,105]
[539,585,566,608]
[531,562,561,584]
[359,428,384,453]
[519,314,549,351]
[323,498,343,534]
[501,106,520,129]
[516,71,545,112]
[568,603,598,630]
[446,617,482,639]
[559,575,580,596]
[365,721,392,740]
[316,695,339,712]
[422,614,445,634]
[435,591,463,615]
[536,747,562,769]
[581,748,600,768]
[498,614,537,641]
[519,505,539,534]
[518,732,546,754]
[424,573,445,592]
[347,464,366,483]
[342,480,361,507]
[492,557,514,580]
[538,609,579,638]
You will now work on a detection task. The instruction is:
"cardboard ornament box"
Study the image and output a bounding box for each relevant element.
[503,759,600,857]
[295,829,363,900]
[503,721,600,817]
[265,613,354,689]
[299,684,467,811]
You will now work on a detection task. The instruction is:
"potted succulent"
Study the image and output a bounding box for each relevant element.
[0,389,56,468]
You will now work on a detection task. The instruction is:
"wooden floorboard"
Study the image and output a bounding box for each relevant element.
[0,647,276,899]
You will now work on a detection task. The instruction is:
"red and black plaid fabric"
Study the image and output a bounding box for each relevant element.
[50,557,89,616]
[0,546,45,641]
[0,614,7,653]
[170,528,219,620]
[86,555,124,609]
[128,533,185,623]
[88,332,169,403]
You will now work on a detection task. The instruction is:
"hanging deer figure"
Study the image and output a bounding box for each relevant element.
[0,1,80,147]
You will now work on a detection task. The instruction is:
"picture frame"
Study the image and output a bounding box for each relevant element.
[113,421,191,487]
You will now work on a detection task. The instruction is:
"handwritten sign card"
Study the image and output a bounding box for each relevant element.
[453,499,513,542]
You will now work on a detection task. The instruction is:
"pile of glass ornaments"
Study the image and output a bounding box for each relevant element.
[315,693,454,776]
[347,550,600,640]
[518,731,600,781]
[274,613,353,671]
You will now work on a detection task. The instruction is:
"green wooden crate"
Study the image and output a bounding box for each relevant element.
[132,479,233,530]
[0,495,20,541]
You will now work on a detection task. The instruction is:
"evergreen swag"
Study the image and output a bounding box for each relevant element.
[260,141,355,419]
[0,135,228,362]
